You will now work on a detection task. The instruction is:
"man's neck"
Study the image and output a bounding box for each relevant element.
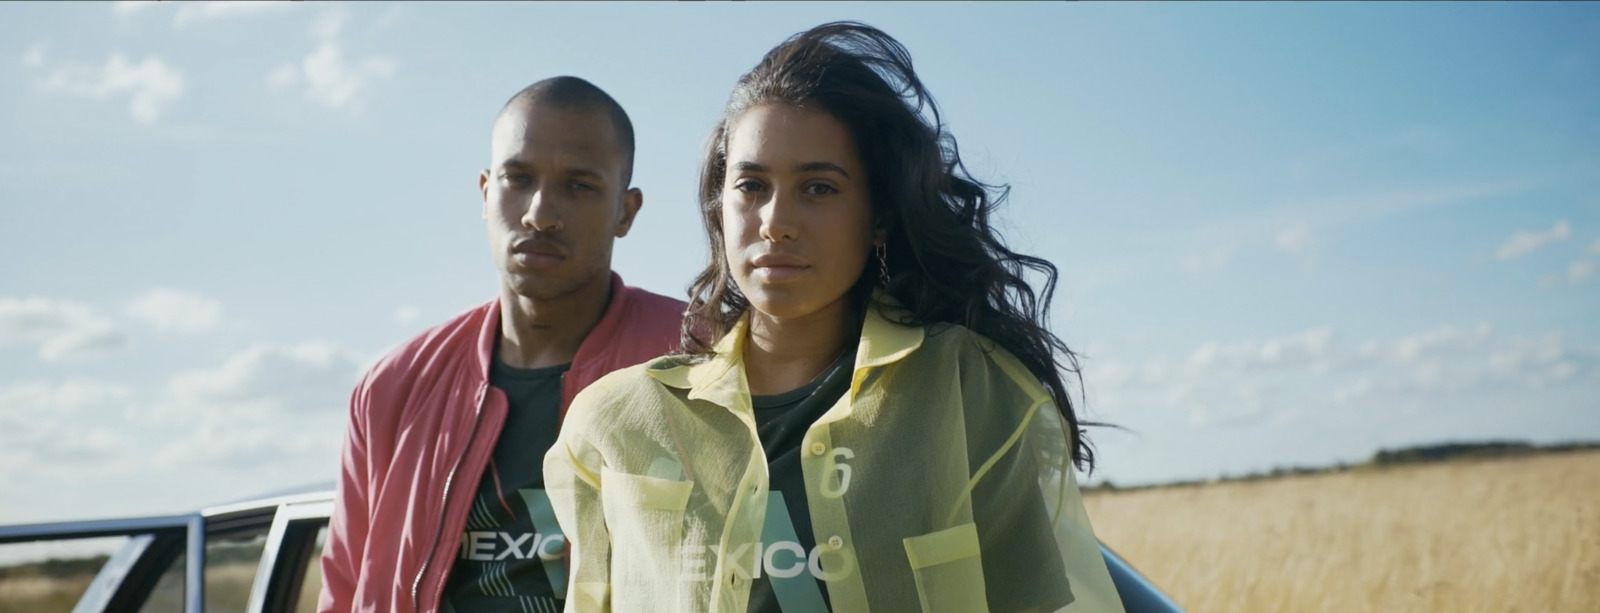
[497,274,613,370]
[743,298,856,396]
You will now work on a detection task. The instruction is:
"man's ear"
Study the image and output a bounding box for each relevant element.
[615,187,643,238]
[478,169,491,220]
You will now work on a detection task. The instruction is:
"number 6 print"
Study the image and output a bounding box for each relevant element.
[820,447,855,498]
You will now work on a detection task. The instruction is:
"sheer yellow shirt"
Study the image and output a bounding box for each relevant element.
[544,303,1124,613]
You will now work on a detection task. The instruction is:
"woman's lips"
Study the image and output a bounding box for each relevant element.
[750,253,808,283]
[753,264,807,282]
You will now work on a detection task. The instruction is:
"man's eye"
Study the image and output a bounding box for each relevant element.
[504,173,531,187]
[570,181,596,193]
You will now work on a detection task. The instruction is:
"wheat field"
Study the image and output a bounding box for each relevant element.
[1082,450,1600,613]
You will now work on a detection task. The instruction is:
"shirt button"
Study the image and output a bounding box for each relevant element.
[828,535,844,549]
[810,442,827,456]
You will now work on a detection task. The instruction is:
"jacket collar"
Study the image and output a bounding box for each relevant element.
[647,293,924,413]
[475,272,631,381]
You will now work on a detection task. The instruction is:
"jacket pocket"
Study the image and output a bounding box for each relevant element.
[903,522,988,613]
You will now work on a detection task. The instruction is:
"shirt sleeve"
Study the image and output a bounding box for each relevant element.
[318,371,375,613]
[966,339,1126,613]
[543,399,613,613]
[969,397,1075,612]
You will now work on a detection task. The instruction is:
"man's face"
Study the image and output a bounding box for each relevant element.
[479,104,640,302]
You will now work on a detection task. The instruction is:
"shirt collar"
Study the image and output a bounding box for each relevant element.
[646,292,924,411]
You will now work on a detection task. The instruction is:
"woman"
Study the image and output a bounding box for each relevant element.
[545,22,1123,613]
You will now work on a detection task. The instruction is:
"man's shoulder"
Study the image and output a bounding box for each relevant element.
[361,300,495,389]
[602,283,686,359]
[618,284,687,321]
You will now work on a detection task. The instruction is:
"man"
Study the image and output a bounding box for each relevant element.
[318,77,686,613]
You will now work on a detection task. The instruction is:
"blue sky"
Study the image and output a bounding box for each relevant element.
[1,2,1596,524]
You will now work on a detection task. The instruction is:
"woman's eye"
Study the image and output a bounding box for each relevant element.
[733,179,766,193]
[804,182,838,196]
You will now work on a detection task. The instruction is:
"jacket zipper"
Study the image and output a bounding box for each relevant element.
[411,383,489,612]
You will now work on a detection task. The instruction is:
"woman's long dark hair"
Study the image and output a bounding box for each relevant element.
[684,22,1094,471]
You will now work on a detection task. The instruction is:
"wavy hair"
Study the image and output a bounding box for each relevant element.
[684,22,1094,470]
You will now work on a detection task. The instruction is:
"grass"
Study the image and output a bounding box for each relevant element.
[1083,449,1600,613]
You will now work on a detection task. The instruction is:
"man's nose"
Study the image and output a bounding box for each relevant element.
[522,188,563,233]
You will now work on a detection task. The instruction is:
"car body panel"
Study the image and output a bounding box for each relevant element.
[0,489,1184,613]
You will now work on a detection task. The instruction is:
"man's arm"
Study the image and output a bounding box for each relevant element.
[318,373,375,613]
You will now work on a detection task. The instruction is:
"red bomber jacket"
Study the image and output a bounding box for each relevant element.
[317,273,685,613]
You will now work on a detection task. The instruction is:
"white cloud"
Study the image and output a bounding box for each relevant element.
[33,52,185,124]
[111,0,159,16]
[149,340,365,471]
[0,380,137,478]
[395,306,422,325]
[1189,327,1337,373]
[311,9,346,40]
[1569,260,1597,286]
[1179,248,1232,274]
[267,64,298,90]
[166,340,366,418]
[1084,322,1597,432]
[268,10,398,113]
[125,288,222,333]
[1274,222,1315,255]
[40,324,129,363]
[0,380,134,415]
[115,0,294,27]
[1588,239,1600,256]
[1488,334,1588,388]
[21,43,46,68]
[301,42,397,112]
[173,1,292,29]
[0,297,128,362]
[1495,220,1571,260]
[1369,322,1493,365]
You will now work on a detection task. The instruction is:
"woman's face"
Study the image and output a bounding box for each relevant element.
[721,103,877,323]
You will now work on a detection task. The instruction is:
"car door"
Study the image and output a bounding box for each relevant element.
[0,514,208,613]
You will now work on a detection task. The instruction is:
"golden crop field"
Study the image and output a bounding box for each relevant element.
[1083,450,1600,613]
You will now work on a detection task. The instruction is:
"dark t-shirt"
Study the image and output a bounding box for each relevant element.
[746,349,854,613]
[442,359,570,613]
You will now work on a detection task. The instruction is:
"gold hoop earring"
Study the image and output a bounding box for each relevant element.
[877,243,889,287]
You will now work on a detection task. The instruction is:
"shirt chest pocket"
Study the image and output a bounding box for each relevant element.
[904,522,988,613]
[599,466,694,559]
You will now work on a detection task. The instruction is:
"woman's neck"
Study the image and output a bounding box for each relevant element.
[742,299,857,396]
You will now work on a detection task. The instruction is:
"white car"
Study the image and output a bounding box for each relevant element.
[0,484,1184,613]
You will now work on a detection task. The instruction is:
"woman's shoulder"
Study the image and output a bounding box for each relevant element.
[567,357,686,421]
[918,323,1047,395]
[920,322,1004,361]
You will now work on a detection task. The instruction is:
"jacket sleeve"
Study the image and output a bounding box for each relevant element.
[544,397,613,613]
[318,370,376,613]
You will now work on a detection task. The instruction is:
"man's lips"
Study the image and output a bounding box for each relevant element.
[510,237,567,268]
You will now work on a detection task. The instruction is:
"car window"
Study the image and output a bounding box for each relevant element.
[136,532,268,613]
[292,526,328,613]
[0,536,130,613]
